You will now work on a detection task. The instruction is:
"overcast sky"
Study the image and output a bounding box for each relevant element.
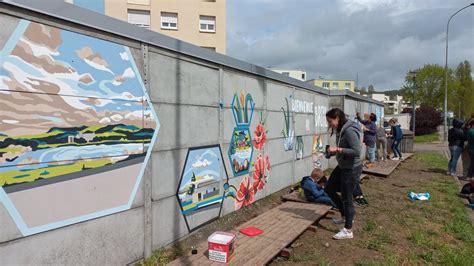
[227,0,474,91]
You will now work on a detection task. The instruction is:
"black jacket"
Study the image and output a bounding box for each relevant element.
[448,118,465,147]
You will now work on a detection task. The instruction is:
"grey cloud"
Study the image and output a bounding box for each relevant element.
[228,0,474,90]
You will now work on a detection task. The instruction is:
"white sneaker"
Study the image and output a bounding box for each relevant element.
[333,228,353,240]
[391,157,399,161]
[400,157,405,161]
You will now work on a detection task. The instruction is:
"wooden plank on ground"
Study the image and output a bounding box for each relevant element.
[362,153,412,176]
[168,201,331,266]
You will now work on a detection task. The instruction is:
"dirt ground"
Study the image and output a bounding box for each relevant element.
[271,153,474,265]
[143,151,474,265]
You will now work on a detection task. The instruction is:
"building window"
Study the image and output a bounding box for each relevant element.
[161,12,178,30]
[282,72,290,76]
[322,82,330,88]
[199,15,216,33]
[301,73,306,80]
[127,0,150,5]
[128,9,150,29]
[201,46,216,51]
[344,83,351,90]
[332,82,339,89]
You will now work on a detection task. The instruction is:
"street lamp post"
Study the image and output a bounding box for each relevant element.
[412,76,416,135]
[409,71,417,134]
[444,3,474,141]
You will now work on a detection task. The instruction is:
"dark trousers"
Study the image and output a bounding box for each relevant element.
[325,165,362,229]
[468,151,474,178]
[353,173,363,198]
[391,139,402,158]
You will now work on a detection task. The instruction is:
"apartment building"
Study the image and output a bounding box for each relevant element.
[270,69,307,81]
[371,93,408,115]
[307,79,355,92]
[67,0,226,54]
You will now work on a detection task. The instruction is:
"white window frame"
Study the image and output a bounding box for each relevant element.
[127,9,150,29]
[322,82,330,88]
[344,83,351,90]
[161,12,178,30]
[332,82,339,90]
[199,15,216,33]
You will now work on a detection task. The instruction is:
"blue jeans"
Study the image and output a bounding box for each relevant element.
[367,146,376,163]
[391,139,402,158]
[312,194,337,208]
[448,146,462,174]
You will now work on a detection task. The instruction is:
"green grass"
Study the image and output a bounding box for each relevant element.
[414,132,439,143]
[138,248,181,266]
[415,152,447,169]
[1,158,113,186]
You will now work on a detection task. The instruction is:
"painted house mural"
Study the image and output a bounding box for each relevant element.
[0,20,159,235]
[177,145,227,231]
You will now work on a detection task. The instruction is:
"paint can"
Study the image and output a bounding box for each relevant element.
[208,231,236,263]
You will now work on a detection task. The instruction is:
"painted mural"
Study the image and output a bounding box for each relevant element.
[177,145,226,231]
[0,20,158,235]
[312,134,325,169]
[224,96,270,211]
[282,96,294,151]
[314,105,328,132]
[229,128,252,175]
[296,136,304,160]
[228,91,254,176]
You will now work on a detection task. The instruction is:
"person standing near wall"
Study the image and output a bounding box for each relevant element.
[466,120,474,180]
[376,123,388,162]
[324,108,362,240]
[461,116,473,178]
[389,118,404,160]
[447,118,465,176]
[356,112,377,168]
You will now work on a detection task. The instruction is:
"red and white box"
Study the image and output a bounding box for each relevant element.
[207,231,236,263]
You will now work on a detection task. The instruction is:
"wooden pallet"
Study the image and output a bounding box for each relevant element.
[168,201,331,265]
[362,153,412,177]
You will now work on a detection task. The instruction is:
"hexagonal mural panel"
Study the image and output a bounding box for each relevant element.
[0,19,159,235]
[177,145,227,231]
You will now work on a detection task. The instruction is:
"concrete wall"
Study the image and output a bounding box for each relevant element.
[0,3,380,265]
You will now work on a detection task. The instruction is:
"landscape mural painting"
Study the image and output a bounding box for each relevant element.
[0,20,159,235]
[177,145,227,231]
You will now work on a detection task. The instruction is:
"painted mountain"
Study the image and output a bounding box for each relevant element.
[0,20,157,188]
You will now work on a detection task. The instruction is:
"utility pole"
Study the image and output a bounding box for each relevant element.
[409,71,417,134]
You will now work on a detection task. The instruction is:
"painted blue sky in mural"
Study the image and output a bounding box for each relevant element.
[0,20,151,136]
[179,147,224,192]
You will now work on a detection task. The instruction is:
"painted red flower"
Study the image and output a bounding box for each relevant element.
[252,123,267,150]
[253,154,271,192]
[235,175,255,210]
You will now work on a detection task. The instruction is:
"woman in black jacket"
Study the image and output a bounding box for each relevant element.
[448,118,465,176]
